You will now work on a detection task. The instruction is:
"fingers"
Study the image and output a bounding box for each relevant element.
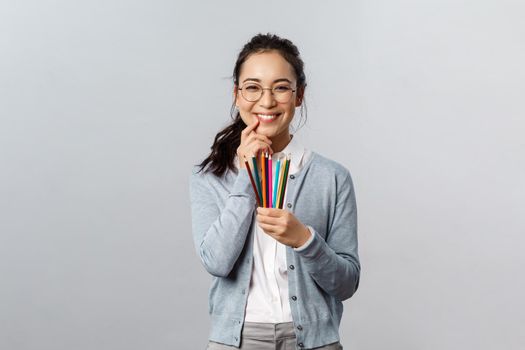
[243,133,273,157]
[256,209,285,234]
[257,222,277,235]
[257,207,282,217]
[252,142,274,157]
[238,143,272,161]
[245,132,273,147]
[238,118,273,160]
[241,118,259,138]
[257,214,281,226]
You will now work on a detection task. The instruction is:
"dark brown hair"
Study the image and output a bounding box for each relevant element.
[196,33,308,176]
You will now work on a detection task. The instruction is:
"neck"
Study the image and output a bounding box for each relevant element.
[270,131,293,153]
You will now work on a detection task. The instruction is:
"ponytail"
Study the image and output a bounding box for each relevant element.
[196,108,244,176]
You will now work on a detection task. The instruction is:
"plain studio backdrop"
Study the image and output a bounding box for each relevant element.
[1,1,524,349]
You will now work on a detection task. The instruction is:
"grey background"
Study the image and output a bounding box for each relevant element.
[1,1,524,349]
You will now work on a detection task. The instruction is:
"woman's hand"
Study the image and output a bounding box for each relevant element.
[237,119,273,169]
[256,207,312,248]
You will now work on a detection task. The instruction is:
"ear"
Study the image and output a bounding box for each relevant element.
[233,84,239,105]
[295,87,304,107]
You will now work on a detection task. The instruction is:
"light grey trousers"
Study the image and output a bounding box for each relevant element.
[206,322,343,350]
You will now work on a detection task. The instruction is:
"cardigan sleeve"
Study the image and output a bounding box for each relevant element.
[189,167,257,277]
[294,171,360,301]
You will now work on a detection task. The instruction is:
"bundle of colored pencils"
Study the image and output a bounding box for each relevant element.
[243,152,291,208]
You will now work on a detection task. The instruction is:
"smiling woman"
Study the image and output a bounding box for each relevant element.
[190,33,359,350]
[234,51,302,155]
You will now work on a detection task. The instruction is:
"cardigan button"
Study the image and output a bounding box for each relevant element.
[297,325,303,331]
[289,265,295,270]
[287,203,292,208]
[290,174,295,179]
[298,342,304,348]
[291,296,297,301]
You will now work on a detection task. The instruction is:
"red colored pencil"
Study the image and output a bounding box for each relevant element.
[251,155,262,204]
[268,154,272,208]
[244,156,261,206]
[261,151,266,208]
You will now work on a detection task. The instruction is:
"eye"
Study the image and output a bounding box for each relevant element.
[274,85,292,92]
[244,84,261,91]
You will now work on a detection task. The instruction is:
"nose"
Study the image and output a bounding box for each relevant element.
[258,89,277,108]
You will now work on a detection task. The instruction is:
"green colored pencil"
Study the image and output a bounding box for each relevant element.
[278,154,291,209]
[251,155,262,205]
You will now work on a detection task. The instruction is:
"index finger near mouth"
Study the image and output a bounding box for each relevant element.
[242,119,259,136]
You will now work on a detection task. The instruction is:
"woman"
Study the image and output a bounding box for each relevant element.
[190,33,360,350]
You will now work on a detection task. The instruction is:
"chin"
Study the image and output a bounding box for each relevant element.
[255,127,277,137]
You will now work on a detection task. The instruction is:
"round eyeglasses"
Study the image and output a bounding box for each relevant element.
[238,83,296,103]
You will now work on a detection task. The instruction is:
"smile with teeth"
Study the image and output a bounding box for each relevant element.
[256,113,280,122]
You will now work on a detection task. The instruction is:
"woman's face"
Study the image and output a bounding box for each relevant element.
[234,51,303,144]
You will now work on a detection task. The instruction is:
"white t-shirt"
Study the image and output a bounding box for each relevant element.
[235,134,314,323]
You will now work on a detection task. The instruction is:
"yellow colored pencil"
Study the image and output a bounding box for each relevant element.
[276,154,286,209]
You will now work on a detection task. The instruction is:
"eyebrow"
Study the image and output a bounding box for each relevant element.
[242,78,293,84]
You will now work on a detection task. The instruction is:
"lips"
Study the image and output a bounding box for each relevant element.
[255,113,281,123]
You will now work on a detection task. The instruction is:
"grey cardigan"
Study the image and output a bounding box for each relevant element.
[189,151,360,349]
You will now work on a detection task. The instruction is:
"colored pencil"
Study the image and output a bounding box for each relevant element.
[261,151,266,208]
[281,154,292,208]
[266,152,272,208]
[279,154,291,209]
[273,156,281,208]
[277,155,287,209]
[264,152,267,208]
[251,155,262,204]
[266,151,270,208]
[268,153,272,208]
[244,157,261,206]
[265,152,270,208]
[276,155,286,209]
